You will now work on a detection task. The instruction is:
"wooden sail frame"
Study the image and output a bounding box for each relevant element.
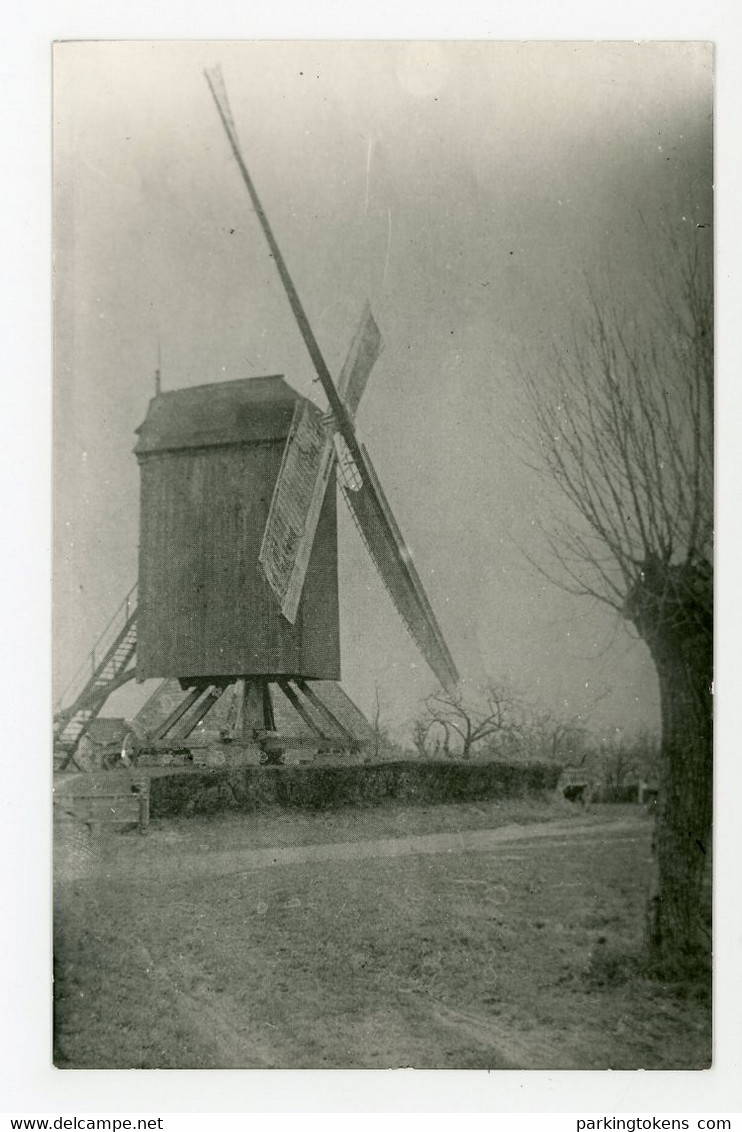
[205,65,459,694]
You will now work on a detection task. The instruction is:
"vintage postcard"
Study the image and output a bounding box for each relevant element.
[51,40,713,1081]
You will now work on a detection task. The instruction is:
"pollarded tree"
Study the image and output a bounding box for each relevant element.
[522,230,712,977]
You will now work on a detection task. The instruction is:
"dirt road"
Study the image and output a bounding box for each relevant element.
[54,805,710,1070]
[56,810,646,885]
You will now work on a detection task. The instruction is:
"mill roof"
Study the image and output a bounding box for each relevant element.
[134,375,305,456]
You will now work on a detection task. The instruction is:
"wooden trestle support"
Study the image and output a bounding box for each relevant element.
[121,676,361,768]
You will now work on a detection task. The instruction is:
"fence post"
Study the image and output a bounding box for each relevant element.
[137,783,150,834]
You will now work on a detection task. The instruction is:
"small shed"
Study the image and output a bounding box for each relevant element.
[75,717,128,764]
[134,375,340,683]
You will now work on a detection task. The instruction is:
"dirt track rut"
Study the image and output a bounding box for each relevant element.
[56,814,645,885]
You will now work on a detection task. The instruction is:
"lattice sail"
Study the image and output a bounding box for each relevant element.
[336,301,382,420]
[258,303,382,623]
[338,443,459,695]
[258,401,335,624]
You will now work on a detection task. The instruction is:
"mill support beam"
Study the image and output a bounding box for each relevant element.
[294,679,355,746]
[276,679,328,740]
[150,685,204,741]
[168,685,225,743]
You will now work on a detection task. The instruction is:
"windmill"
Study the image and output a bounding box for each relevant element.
[53,67,458,770]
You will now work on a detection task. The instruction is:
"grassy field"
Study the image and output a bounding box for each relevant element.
[53,800,710,1070]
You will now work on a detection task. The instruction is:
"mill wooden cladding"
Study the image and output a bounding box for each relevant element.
[135,376,340,682]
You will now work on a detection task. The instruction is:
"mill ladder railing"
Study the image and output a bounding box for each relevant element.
[54,583,138,769]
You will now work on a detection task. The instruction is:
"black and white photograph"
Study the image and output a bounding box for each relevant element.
[51,40,713,1073]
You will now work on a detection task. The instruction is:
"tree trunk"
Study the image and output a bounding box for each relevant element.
[648,639,712,976]
[627,557,713,979]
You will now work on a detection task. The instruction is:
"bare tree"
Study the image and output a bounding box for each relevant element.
[526,704,600,765]
[411,717,431,759]
[368,684,390,761]
[595,728,662,793]
[415,679,526,760]
[632,726,662,786]
[598,735,641,792]
[521,230,712,976]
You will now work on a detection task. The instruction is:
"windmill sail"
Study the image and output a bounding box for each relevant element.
[338,443,459,695]
[259,401,335,624]
[258,302,382,622]
[206,66,459,693]
[336,301,382,420]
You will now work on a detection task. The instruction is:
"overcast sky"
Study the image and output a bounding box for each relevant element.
[53,40,712,739]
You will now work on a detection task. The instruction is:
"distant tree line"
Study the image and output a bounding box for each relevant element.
[359,677,660,795]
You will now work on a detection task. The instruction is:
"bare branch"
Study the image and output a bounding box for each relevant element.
[415,678,530,759]
[518,228,712,623]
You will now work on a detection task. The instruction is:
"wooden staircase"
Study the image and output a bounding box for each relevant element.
[54,584,138,770]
